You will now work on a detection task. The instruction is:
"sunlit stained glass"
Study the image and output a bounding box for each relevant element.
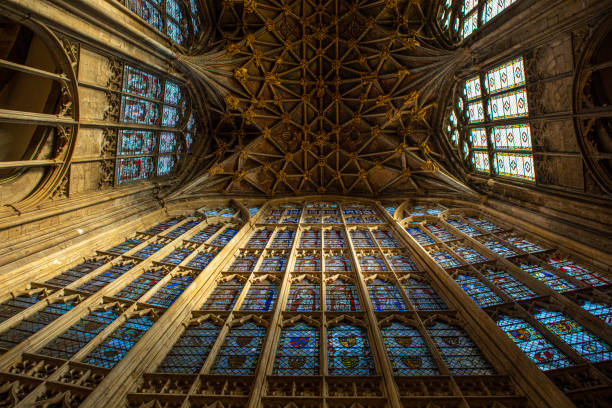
[300,230,321,248]
[210,227,239,247]
[117,157,155,183]
[382,322,439,375]
[77,263,134,293]
[295,256,321,272]
[287,278,320,312]
[270,230,295,248]
[147,274,193,307]
[368,278,407,311]
[84,314,154,369]
[494,153,535,181]
[325,256,352,272]
[201,278,244,311]
[497,315,572,370]
[406,227,435,245]
[535,308,612,362]
[164,220,198,239]
[45,258,107,288]
[492,125,532,150]
[359,256,388,272]
[274,322,319,375]
[455,274,503,307]
[324,230,345,248]
[447,219,481,237]
[386,255,417,272]
[161,247,193,265]
[114,267,167,301]
[328,323,375,375]
[327,278,361,311]
[117,130,157,155]
[519,264,576,292]
[351,230,375,248]
[373,230,400,248]
[246,229,273,248]
[429,250,461,269]
[156,321,220,374]
[259,256,287,273]
[210,321,266,375]
[0,295,42,325]
[546,257,611,287]
[186,251,216,270]
[485,57,525,94]
[481,240,516,257]
[228,256,259,272]
[484,269,536,301]
[106,239,143,255]
[428,321,494,375]
[424,224,457,242]
[453,246,487,264]
[464,216,504,233]
[403,278,448,310]
[580,301,612,325]
[507,237,545,253]
[241,279,278,311]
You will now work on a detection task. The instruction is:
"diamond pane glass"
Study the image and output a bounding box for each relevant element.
[382,322,439,375]
[328,323,375,376]
[274,322,319,375]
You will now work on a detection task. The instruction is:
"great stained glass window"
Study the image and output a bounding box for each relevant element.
[287,278,320,312]
[270,230,295,248]
[387,255,417,272]
[202,278,244,311]
[497,315,573,370]
[428,321,494,375]
[350,229,375,247]
[146,274,193,307]
[327,278,361,311]
[144,218,181,235]
[0,295,43,325]
[156,321,220,374]
[228,255,259,272]
[132,243,165,260]
[210,321,266,375]
[368,278,407,311]
[328,323,375,376]
[382,322,439,375]
[454,274,503,307]
[241,279,278,311]
[403,278,448,310]
[406,227,435,245]
[453,246,487,264]
[274,322,319,375]
[447,219,482,236]
[519,264,577,292]
[188,224,222,244]
[114,267,167,301]
[424,224,457,242]
[210,227,239,247]
[429,250,462,269]
[164,220,198,239]
[481,240,516,258]
[464,216,504,233]
[507,237,545,253]
[484,269,537,301]
[373,230,401,248]
[535,309,612,362]
[186,251,216,270]
[161,247,194,265]
[546,257,611,287]
[84,314,155,369]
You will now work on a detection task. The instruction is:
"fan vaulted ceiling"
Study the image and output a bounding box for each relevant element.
[170,0,475,199]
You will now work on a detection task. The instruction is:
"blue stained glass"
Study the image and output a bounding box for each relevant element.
[453,246,487,264]
[270,230,295,248]
[351,230,375,248]
[406,227,435,245]
[303,216,320,223]
[361,208,377,215]
[327,278,361,311]
[507,237,545,253]
[387,255,417,272]
[122,65,162,98]
[364,216,383,223]
[343,208,359,215]
[147,274,193,307]
[403,278,448,310]
[132,243,164,259]
[287,279,320,312]
[465,216,504,233]
[300,230,321,248]
[447,219,481,237]
[482,240,516,258]
[359,256,388,272]
[0,295,42,324]
[282,217,300,224]
[268,208,284,216]
[345,216,363,223]
[520,264,576,292]
[161,247,193,265]
[429,250,461,269]
[373,230,400,248]
[241,279,278,311]
[126,0,164,31]
[156,321,220,374]
[410,206,444,216]
[144,218,181,235]
[164,220,199,239]
[323,216,341,224]
[368,278,407,311]
[455,274,503,307]
[424,224,457,242]
[274,322,319,375]
[159,132,177,153]
[285,208,302,215]
[385,206,397,217]
[77,263,134,293]
[202,278,244,311]
[259,256,287,272]
[45,258,107,288]
[186,252,216,270]
[163,81,182,105]
[328,323,375,376]
[210,227,239,247]
[382,322,439,375]
[122,96,159,125]
[185,133,194,150]
[484,269,536,301]
[117,130,156,155]
[546,257,611,287]
[428,321,495,375]
[205,210,219,217]
[157,155,176,176]
[114,267,167,301]
[211,321,266,375]
[228,256,259,272]
[162,105,180,127]
[535,308,612,362]
[295,256,321,272]
[0,301,76,350]
[84,315,155,369]
[325,256,352,272]
[581,301,612,325]
[106,239,143,255]
[39,307,120,360]
[117,157,155,183]
[497,315,572,370]
[189,224,222,244]
[248,207,260,217]
[324,230,345,248]
[247,229,272,248]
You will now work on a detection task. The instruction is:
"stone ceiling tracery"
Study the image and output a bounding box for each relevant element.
[170,0,475,199]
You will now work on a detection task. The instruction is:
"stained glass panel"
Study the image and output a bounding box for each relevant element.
[246,229,273,248]
[164,220,199,239]
[488,89,529,120]
[497,315,572,370]
[117,157,155,184]
[507,237,545,253]
[270,230,295,248]
[106,239,143,255]
[159,132,177,153]
[157,321,220,374]
[494,153,535,181]
[144,218,181,235]
[287,279,320,312]
[453,246,487,264]
[473,151,490,173]
[468,101,485,123]
[211,321,266,375]
[546,257,611,287]
[228,256,259,272]
[351,230,375,248]
[429,250,461,269]
[300,230,321,249]
[328,323,375,375]
[122,65,162,98]
[483,0,518,23]
[461,11,478,39]
[455,274,503,307]
[406,227,435,245]
[126,0,164,32]
[373,230,400,248]
[295,256,321,272]
[186,251,216,270]
[464,76,481,101]
[327,278,361,311]
[324,230,345,248]
[387,255,417,272]
[274,322,319,375]
[368,278,407,311]
[121,96,159,125]
[147,274,193,307]
[114,267,167,301]
[470,128,488,148]
[484,269,536,301]
[117,130,157,155]
[359,256,388,272]
[259,256,287,273]
[325,256,352,272]
[382,322,439,375]
[210,227,239,247]
[77,263,134,293]
[403,278,448,310]
[240,280,278,311]
[492,124,532,150]
[581,301,612,325]
[485,57,525,94]
[202,278,244,311]
[157,155,176,176]
[132,243,164,259]
[161,247,193,265]
[45,258,107,288]
[447,219,481,236]
[464,216,504,233]
[0,296,41,324]
[424,224,457,242]
[482,240,516,257]
[519,264,576,292]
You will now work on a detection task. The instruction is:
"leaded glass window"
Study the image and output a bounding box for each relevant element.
[300,230,321,248]
[580,301,612,325]
[146,274,193,307]
[295,256,321,272]
[325,256,352,272]
[132,242,165,259]
[387,255,418,272]
[546,257,611,287]
[259,256,287,273]
[350,229,375,248]
[186,251,217,270]
[382,322,439,375]
[447,218,482,237]
[519,264,577,292]
[424,224,457,242]
[403,278,448,310]
[287,278,320,312]
[156,321,220,374]
[270,230,295,248]
[210,227,238,247]
[202,278,244,311]
[161,247,193,265]
[429,250,462,269]
[247,229,273,248]
[454,274,503,307]
[144,218,181,235]
[105,239,143,255]
[438,0,519,41]
[464,216,504,233]
[324,230,345,248]
[45,258,107,288]
[210,321,266,375]
[240,279,278,311]
[484,268,536,301]
[367,278,407,311]
[359,256,388,272]
[507,237,545,253]
[452,246,487,264]
[0,295,43,324]
[406,227,435,245]
[274,322,319,375]
[328,323,375,376]
[76,262,135,293]
[228,255,259,272]
[114,267,167,301]
[326,278,361,311]
[373,230,401,248]
[481,240,516,257]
